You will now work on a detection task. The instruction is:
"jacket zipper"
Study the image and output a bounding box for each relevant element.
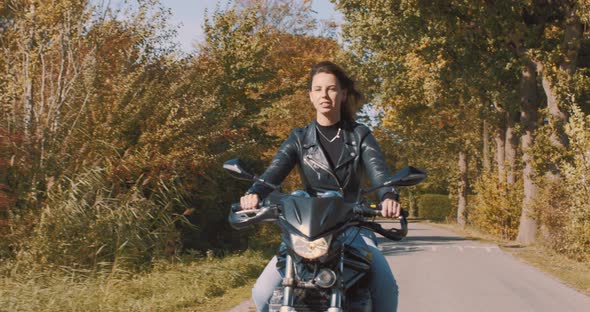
[304,156,344,194]
[341,173,351,191]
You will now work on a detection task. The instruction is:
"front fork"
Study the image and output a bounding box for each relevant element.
[281,255,294,310]
[280,253,344,312]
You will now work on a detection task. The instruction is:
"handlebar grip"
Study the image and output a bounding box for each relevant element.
[353,202,381,217]
[360,206,382,217]
[355,203,408,219]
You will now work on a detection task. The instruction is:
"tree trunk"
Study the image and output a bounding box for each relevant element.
[538,63,569,153]
[22,5,35,141]
[483,120,491,172]
[457,150,468,227]
[22,4,39,195]
[516,58,540,244]
[494,124,506,184]
[505,111,519,185]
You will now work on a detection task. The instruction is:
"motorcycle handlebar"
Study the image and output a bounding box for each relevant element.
[353,202,409,218]
[229,202,409,241]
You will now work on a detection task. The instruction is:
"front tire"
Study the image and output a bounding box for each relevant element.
[268,286,372,312]
[268,287,331,312]
[345,286,372,312]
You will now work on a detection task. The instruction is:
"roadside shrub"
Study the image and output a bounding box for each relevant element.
[558,105,590,260]
[533,178,570,254]
[531,105,590,261]
[470,171,522,240]
[417,194,453,221]
[13,166,190,274]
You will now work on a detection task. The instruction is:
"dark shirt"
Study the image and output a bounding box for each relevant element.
[316,122,343,169]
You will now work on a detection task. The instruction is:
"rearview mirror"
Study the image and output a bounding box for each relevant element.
[223,159,255,181]
[362,166,427,196]
[384,166,427,187]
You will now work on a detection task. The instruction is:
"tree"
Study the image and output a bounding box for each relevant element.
[337,0,508,224]
[336,0,590,244]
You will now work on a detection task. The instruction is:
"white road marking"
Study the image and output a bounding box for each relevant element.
[381,245,500,253]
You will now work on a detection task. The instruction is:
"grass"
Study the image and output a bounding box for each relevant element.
[430,222,590,296]
[0,250,267,312]
[192,284,253,312]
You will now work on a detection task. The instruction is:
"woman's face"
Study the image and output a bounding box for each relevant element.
[309,72,347,120]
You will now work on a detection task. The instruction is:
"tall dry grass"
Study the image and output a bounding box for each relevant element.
[0,250,267,312]
[0,164,274,311]
[5,166,191,275]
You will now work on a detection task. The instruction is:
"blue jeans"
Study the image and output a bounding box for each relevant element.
[252,228,399,312]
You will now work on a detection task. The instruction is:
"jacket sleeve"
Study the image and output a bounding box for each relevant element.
[247,130,299,199]
[360,130,396,200]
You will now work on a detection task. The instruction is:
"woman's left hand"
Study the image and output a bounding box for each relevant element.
[380,198,401,218]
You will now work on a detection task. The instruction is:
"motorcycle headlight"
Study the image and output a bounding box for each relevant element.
[290,234,332,260]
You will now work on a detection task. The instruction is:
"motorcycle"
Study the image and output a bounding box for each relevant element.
[223,159,426,312]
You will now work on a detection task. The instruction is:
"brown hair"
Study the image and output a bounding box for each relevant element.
[308,61,364,122]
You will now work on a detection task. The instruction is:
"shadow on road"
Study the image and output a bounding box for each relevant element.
[376,235,475,256]
[402,235,474,242]
[377,235,472,245]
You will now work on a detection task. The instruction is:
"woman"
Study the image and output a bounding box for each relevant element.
[241,61,400,311]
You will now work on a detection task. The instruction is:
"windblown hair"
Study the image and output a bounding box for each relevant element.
[308,61,364,122]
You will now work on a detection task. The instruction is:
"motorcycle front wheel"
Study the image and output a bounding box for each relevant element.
[268,286,372,312]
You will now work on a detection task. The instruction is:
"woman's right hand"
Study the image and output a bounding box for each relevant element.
[240,193,260,210]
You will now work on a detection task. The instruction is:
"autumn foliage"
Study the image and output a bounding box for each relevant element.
[1,0,589,274]
[338,0,590,257]
[0,0,346,272]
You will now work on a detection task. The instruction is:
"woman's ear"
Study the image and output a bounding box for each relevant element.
[341,89,348,104]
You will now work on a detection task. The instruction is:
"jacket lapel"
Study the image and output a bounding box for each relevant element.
[335,121,357,170]
[302,120,332,171]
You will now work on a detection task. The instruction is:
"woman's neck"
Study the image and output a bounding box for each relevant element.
[316,114,341,126]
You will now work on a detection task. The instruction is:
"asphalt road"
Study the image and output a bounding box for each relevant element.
[380,221,590,312]
[229,222,590,312]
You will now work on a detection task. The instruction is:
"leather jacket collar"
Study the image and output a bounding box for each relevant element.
[302,120,357,170]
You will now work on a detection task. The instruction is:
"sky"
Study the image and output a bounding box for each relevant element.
[161,0,343,52]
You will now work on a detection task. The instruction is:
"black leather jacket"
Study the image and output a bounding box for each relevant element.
[248,120,395,202]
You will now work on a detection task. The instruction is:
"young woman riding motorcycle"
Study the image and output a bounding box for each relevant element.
[240,61,400,312]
